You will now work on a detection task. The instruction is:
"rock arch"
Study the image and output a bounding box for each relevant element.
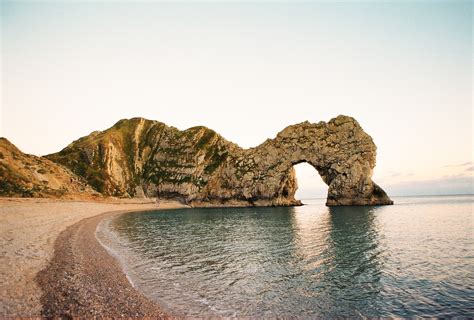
[48,115,393,206]
[292,162,328,199]
[202,115,393,206]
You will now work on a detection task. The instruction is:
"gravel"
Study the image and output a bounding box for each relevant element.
[36,210,169,318]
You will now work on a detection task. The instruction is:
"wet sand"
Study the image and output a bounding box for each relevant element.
[0,198,186,317]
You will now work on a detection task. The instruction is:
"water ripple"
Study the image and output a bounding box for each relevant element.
[99,195,474,317]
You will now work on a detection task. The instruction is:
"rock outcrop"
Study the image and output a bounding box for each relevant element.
[0,138,99,198]
[46,115,393,206]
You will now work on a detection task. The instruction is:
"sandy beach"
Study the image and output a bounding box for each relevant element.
[0,197,186,317]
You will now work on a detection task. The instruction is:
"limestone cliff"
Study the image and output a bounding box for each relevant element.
[0,138,99,198]
[46,115,393,206]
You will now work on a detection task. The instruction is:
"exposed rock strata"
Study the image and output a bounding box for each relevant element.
[46,115,393,206]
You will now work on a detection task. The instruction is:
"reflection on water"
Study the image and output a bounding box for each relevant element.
[320,206,384,315]
[101,195,474,317]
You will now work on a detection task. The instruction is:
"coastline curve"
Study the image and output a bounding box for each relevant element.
[35,209,169,318]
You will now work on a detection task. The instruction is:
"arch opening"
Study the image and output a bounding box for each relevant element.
[293,162,328,201]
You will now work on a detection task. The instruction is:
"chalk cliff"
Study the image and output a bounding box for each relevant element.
[45,115,393,206]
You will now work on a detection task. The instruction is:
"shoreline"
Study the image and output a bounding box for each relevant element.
[0,196,302,317]
[0,197,300,317]
[0,198,186,317]
[36,209,171,318]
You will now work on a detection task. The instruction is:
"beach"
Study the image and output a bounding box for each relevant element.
[0,197,186,317]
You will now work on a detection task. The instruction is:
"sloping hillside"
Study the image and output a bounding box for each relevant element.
[46,118,238,200]
[0,138,99,198]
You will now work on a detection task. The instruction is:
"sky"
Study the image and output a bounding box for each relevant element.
[1,1,472,197]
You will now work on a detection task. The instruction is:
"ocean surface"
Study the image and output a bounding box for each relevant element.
[98,195,474,317]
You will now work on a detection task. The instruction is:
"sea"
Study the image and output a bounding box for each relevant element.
[96,195,474,317]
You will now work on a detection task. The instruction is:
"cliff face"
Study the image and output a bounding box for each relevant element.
[46,115,393,206]
[0,138,98,198]
[45,118,238,200]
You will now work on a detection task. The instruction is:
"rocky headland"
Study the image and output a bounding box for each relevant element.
[1,115,393,206]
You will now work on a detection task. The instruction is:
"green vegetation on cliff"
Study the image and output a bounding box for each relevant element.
[0,138,97,198]
[46,118,233,198]
[2,115,393,206]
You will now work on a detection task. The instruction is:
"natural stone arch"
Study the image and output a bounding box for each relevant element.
[202,115,393,206]
[292,162,328,200]
[48,115,393,206]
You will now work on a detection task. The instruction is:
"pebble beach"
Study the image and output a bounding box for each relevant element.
[0,197,185,317]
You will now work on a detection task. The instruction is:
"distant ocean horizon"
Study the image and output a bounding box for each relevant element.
[97,194,474,317]
[297,193,474,201]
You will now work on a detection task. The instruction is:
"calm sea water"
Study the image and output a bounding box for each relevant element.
[98,195,474,317]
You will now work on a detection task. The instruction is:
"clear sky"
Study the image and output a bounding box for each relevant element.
[1,1,472,197]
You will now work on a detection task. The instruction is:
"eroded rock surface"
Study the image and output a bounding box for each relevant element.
[0,138,98,198]
[46,115,393,206]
